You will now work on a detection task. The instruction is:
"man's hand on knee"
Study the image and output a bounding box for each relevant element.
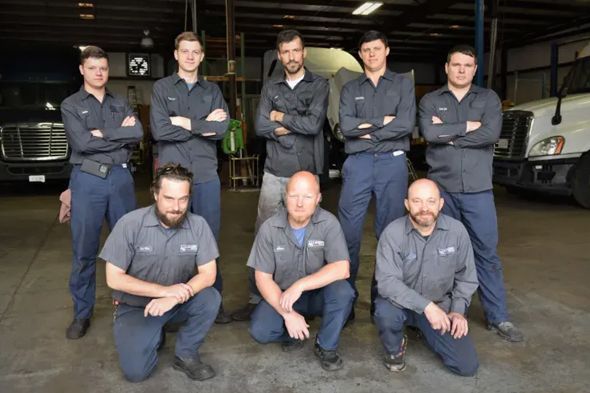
[144,297,178,317]
[424,302,451,334]
[283,312,310,341]
[448,312,469,339]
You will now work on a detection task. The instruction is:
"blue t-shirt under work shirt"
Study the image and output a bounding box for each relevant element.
[291,226,306,248]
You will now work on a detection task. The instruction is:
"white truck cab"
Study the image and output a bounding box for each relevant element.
[493,43,590,207]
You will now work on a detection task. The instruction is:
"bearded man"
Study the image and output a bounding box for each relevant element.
[99,163,220,383]
[373,178,479,376]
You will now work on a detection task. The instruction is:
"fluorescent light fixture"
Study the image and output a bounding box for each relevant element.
[429,32,442,37]
[283,15,295,19]
[272,24,284,28]
[78,2,94,7]
[352,2,383,16]
[449,24,461,29]
[79,13,95,20]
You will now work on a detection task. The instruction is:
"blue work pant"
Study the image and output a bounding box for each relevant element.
[191,176,223,294]
[374,296,479,376]
[441,190,509,324]
[70,165,136,320]
[113,287,220,382]
[249,280,354,350]
[338,152,408,304]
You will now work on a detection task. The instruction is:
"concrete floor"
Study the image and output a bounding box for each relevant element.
[1,173,589,393]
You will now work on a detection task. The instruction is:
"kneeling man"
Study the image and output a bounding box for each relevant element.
[248,171,354,371]
[374,178,479,376]
[100,164,220,382]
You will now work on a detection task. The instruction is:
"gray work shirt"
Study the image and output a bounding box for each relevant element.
[99,205,219,307]
[375,214,478,315]
[419,84,502,193]
[255,69,328,177]
[61,87,143,164]
[151,74,229,183]
[247,207,349,290]
[339,69,415,154]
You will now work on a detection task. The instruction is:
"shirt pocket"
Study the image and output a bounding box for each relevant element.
[272,94,289,113]
[106,104,127,128]
[354,97,366,116]
[400,251,417,281]
[385,91,401,115]
[176,245,199,276]
[165,95,180,116]
[467,99,486,120]
[132,246,158,275]
[436,246,457,281]
[297,91,313,113]
[306,244,325,274]
[76,105,99,130]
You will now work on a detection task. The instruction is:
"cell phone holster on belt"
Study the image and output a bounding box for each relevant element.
[80,159,111,179]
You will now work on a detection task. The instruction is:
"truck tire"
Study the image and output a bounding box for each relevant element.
[572,153,590,209]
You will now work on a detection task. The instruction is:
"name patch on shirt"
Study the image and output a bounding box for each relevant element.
[438,107,448,111]
[81,110,89,114]
[437,246,456,256]
[307,240,325,248]
[137,245,153,253]
[354,96,365,101]
[180,244,198,253]
[167,96,177,101]
[274,246,286,252]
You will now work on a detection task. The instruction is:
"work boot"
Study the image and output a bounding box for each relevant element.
[231,303,257,321]
[173,355,216,381]
[215,304,232,324]
[313,340,343,371]
[487,321,524,342]
[384,335,407,372]
[66,318,90,340]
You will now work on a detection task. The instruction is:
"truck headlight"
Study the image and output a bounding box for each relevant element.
[529,136,564,157]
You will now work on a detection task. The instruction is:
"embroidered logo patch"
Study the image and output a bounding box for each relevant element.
[180,244,198,252]
[354,96,365,100]
[438,107,448,111]
[438,246,456,256]
[137,245,153,253]
[307,240,325,248]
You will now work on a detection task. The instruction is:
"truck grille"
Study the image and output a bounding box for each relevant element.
[0,123,69,161]
[494,110,532,159]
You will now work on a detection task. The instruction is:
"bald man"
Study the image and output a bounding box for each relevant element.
[247,171,354,371]
[373,179,479,376]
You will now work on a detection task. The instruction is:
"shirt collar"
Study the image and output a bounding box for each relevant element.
[79,86,114,101]
[144,204,190,230]
[438,83,481,96]
[173,73,203,87]
[359,68,394,85]
[272,205,325,228]
[273,67,313,85]
[404,214,449,235]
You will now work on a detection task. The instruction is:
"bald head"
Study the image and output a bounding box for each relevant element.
[284,171,321,227]
[405,179,444,233]
[407,178,441,200]
[286,171,320,195]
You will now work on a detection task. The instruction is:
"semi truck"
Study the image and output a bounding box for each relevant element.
[493,42,590,208]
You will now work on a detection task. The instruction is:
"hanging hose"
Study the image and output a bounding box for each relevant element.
[222,119,244,155]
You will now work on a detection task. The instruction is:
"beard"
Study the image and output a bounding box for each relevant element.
[284,61,303,75]
[409,210,439,228]
[156,206,188,228]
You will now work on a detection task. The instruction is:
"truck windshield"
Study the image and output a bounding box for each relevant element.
[0,82,76,109]
[566,56,590,95]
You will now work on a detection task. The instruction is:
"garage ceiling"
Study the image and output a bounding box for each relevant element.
[1,0,590,60]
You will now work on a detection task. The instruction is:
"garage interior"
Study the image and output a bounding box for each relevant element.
[1,1,589,392]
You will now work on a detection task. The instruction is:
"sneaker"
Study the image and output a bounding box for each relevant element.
[215,304,232,324]
[231,303,257,322]
[487,321,524,342]
[384,335,407,372]
[281,338,305,352]
[313,340,343,371]
[66,318,90,340]
[173,356,216,381]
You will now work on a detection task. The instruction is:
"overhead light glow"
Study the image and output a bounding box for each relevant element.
[283,15,295,20]
[449,24,461,29]
[79,13,95,20]
[78,2,94,7]
[272,24,284,29]
[429,32,442,37]
[77,45,89,51]
[352,2,383,16]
